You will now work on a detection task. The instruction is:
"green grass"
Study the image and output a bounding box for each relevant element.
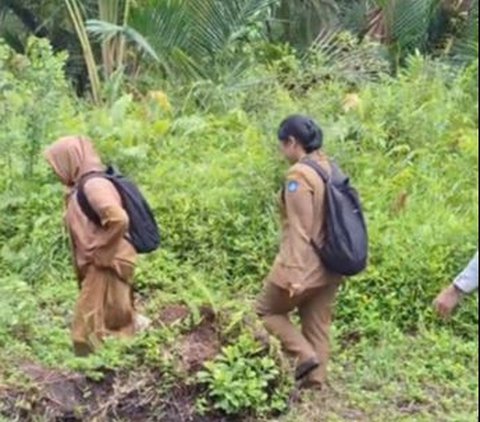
[277,325,478,422]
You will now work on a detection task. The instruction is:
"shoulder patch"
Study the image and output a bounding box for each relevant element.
[287,180,299,193]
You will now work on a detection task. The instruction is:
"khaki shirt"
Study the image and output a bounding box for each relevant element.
[45,136,136,282]
[66,178,137,281]
[265,151,341,292]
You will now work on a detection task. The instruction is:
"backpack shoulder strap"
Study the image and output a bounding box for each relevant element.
[301,158,331,183]
[76,172,106,226]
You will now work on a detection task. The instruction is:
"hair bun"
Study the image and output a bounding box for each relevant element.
[305,120,317,142]
[278,114,324,153]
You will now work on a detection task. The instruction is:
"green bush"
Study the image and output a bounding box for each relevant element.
[0,38,78,180]
[197,334,290,416]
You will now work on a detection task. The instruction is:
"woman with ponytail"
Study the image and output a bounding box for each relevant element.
[256,115,342,390]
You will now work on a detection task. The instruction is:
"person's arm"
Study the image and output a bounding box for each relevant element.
[453,252,478,294]
[82,178,130,268]
[69,232,83,284]
[434,251,478,318]
[279,170,315,296]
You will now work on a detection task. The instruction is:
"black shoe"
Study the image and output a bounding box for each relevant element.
[298,378,325,391]
[295,358,319,381]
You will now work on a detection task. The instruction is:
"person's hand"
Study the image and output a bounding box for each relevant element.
[288,282,304,298]
[433,284,463,318]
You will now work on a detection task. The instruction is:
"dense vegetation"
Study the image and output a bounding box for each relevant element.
[1,0,477,98]
[0,1,478,421]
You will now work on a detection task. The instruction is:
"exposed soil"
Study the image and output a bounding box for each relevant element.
[179,308,220,373]
[0,305,226,422]
[158,304,191,326]
[0,366,231,421]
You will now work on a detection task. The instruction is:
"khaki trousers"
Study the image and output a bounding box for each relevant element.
[256,281,339,384]
[72,266,135,356]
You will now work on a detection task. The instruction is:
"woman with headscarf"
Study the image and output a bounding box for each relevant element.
[45,136,149,356]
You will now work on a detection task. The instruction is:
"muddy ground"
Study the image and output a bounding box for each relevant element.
[0,306,242,422]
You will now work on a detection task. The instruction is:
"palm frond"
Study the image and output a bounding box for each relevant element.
[307,27,390,84]
[189,0,275,57]
[129,0,192,78]
[86,19,160,62]
[339,0,370,35]
[451,0,478,65]
[129,0,275,82]
[273,0,341,48]
[387,0,442,50]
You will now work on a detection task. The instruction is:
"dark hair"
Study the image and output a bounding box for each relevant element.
[278,115,323,153]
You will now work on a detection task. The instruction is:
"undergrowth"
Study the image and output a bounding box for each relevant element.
[0,38,478,420]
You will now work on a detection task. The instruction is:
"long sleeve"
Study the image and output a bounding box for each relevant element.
[454,251,478,294]
[278,171,315,286]
[83,178,129,268]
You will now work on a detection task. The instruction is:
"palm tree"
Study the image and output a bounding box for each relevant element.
[348,0,477,66]
[271,0,340,48]
[123,0,277,81]
[1,0,276,96]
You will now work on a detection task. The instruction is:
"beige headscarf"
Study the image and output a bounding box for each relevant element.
[44,136,104,187]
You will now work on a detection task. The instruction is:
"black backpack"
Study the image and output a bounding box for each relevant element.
[302,159,368,276]
[76,166,161,254]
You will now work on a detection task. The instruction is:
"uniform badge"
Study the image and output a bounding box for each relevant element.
[287,181,299,192]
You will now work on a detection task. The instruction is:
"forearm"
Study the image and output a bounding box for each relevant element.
[94,206,129,266]
[453,252,478,294]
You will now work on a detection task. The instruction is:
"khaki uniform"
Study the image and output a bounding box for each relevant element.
[45,136,137,356]
[256,151,342,386]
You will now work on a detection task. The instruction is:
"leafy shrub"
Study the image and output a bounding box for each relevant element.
[197,334,290,416]
[0,38,77,180]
